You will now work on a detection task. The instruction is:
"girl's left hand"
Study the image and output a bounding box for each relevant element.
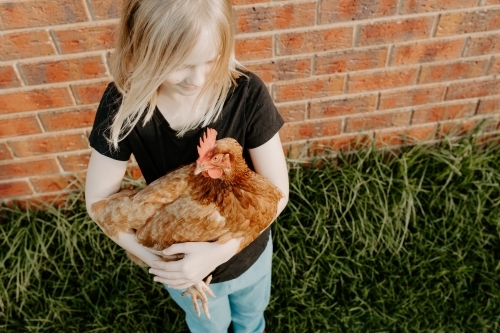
[148,238,241,289]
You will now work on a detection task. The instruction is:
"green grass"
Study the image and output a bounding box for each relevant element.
[1,132,500,332]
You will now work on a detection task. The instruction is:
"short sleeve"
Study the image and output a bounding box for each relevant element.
[243,73,285,149]
[88,83,132,161]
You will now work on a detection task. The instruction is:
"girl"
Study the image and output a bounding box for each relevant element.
[85,0,289,332]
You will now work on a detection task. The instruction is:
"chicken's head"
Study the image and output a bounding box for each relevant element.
[195,128,243,180]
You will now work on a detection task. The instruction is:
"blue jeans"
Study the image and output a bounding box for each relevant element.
[164,236,272,333]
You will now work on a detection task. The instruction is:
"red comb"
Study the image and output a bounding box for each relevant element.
[197,128,217,159]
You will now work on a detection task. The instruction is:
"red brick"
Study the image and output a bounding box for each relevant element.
[9,133,89,158]
[0,0,87,30]
[308,133,373,153]
[437,118,481,138]
[39,108,97,131]
[348,68,418,93]
[244,58,311,83]
[466,34,500,57]
[477,97,500,115]
[412,101,477,124]
[418,59,489,84]
[71,81,110,105]
[374,124,438,146]
[53,24,117,54]
[58,153,91,171]
[309,95,377,118]
[276,27,353,56]
[0,158,60,180]
[345,111,412,133]
[274,76,345,103]
[0,115,42,138]
[358,17,434,47]
[401,0,478,14]
[379,85,446,110]
[319,0,398,24]
[20,56,108,85]
[0,143,13,160]
[31,174,83,193]
[0,30,56,61]
[26,193,76,208]
[235,36,273,61]
[0,66,21,89]
[446,78,500,100]
[436,9,500,37]
[276,103,307,122]
[484,0,500,4]
[279,119,343,142]
[281,142,308,159]
[89,0,121,20]
[0,181,33,199]
[235,2,316,34]
[315,47,388,75]
[489,57,500,75]
[0,87,74,114]
[390,39,465,66]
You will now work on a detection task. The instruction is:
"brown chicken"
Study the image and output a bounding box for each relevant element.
[91,128,283,317]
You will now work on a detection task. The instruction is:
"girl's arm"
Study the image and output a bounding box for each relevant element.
[248,132,289,217]
[85,148,161,267]
[152,133,289,289]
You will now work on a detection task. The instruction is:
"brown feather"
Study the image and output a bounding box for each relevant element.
[92,133,283,265]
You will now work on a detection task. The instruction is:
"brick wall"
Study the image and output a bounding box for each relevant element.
[1,0,500,203]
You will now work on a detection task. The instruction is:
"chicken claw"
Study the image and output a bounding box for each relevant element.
[181,275,215,318]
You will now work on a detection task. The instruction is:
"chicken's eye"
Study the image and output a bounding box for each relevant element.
[212,156,219,162]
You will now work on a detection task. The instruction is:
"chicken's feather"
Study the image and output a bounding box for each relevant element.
[92,131,283,264]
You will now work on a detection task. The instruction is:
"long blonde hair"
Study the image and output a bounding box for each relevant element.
[110,0,242,148]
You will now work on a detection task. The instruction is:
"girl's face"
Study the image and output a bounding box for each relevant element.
[160,31,219,98]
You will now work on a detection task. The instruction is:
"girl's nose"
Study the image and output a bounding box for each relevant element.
[185,65,206,87]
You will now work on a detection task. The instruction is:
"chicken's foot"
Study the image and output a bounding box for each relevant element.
[181,275,215,318]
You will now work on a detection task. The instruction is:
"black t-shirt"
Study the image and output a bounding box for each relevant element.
[89,71,284,283]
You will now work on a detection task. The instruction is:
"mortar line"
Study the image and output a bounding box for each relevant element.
[0,77,111,94]
[83,0,96,21]
[461,36,471,57]
[48,29,62,55]
[473,98,481,116]
[430,14,440,38]
[484,55,494,75]
[316,0,321,26]
[414,65,423,85]
[0,18,119,35]
[13,62,27,86]
[397,0,405,15]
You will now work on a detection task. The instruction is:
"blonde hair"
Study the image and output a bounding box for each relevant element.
[110,0,243,148]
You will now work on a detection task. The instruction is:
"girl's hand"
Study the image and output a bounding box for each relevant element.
[148,238,241,289]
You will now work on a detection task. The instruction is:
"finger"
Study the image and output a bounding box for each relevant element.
[163,242,192,255]
[148,268,184,280]
[151,259,183,272]
[152,276,192,289]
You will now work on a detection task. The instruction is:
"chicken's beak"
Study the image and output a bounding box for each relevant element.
[194,163,205,175]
